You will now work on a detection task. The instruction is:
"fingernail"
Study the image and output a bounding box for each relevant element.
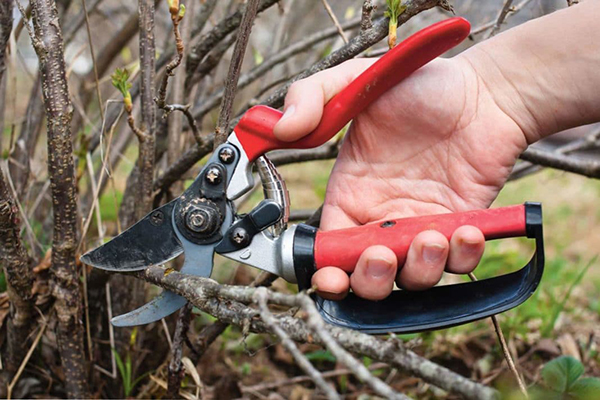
[279,105,295,122]
[367,258,392,278]
[461,238,480,254]
[422,243,445,264]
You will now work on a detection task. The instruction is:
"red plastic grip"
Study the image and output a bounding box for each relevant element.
[314,205,527,272]
[232,17,471,162]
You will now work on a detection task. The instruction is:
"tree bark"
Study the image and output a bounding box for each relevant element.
[0,169,34,379]
[28,0,89,397]
[0,0,11,85]
[136,0,156,220]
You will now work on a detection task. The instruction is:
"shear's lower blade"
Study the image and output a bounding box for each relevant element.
[111,291,187,327]
[110,245,217,326]
[80,200,182,271]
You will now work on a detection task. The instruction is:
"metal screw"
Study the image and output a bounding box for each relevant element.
[231,227,250,247]
[205,166,222,185]
[218,147,234,164]
[150,210,164,226]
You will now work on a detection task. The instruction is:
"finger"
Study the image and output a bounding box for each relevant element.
[312,267,350,300]
[349,245,398,300]
[397,231,449,291]
[446,225,485,274]
[273,58,376,142]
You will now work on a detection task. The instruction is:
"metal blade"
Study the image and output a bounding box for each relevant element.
[112,290,187,327]
[80,201,182,271]
[110,210,232,326]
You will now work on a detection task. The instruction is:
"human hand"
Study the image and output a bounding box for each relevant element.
[273,56,529,300]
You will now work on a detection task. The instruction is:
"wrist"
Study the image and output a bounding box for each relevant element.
[460,1,600,144]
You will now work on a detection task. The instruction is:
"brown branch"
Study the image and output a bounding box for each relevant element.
[470,0,533,37]
[0,0,12,85]
[156,3,185,111]
[361,0,374,32]
[24,0,89,397]
[262,0,442,110]
[8,75,44,198]
[509,128,600,181]
[485,0,514,39]
[321,0,348,44]
[191,12,379,121]
[136,0,156,219]
[185,0,280,87]
[242,362,389,393]
[254,288,340,400]
[519,147,600,179]
[214,0,261,147]
[137,267,498,400]
[0,168,35,377]
[468,273,527,397]
[166,303,193,399]
[160,0,437,194]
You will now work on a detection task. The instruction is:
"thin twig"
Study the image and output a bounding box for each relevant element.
[214,0,261,147]
[81,0,104,121]
[470,0,533,37]
[321,0,348,44]
[167,303,194,398]
[468,273,528,397]
[242,362,390,393]
[296,293,408,400]
[485,0,514,39]
[254,288,340,400]
[7,317,48,400]
[139,267,497,400]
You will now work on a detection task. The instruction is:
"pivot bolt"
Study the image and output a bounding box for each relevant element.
[218,147,234,164]
[184,203,220,235]
[205,167,222,185]
[231,227,250,247]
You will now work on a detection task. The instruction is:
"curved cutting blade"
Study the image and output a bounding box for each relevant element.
[80,200,182,271]
[110,209,233,326]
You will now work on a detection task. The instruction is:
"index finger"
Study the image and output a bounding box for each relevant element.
[273,58,376,142]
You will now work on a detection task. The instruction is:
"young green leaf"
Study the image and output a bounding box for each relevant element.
[384,0,406,48]
[569,377,600,400]
[111,68,132,98]
[541,356,584,393]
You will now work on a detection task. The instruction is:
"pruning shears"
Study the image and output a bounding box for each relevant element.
[81,17,544,334]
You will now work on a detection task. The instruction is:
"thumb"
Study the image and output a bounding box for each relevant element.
[273,58,376,142]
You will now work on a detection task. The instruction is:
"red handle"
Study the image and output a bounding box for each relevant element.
[232,17,471,162]
[314,205,528,272]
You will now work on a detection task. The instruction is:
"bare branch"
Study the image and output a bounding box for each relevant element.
[0,167,34,376]
[254,288,340,400]
[519,147,600,179]
[470,0,533,37]
[296,293,408,400]
[321,0,348,44]
[485,0,514,39]
[214,0,261,147]
[24,0,89,396]
[138,266,498,400]
[185,0,280,87]
[0,0,12,85]
[167,303,193,399]
[361,0,375,32]
[136,0,157,219]
[469,273,527,397]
